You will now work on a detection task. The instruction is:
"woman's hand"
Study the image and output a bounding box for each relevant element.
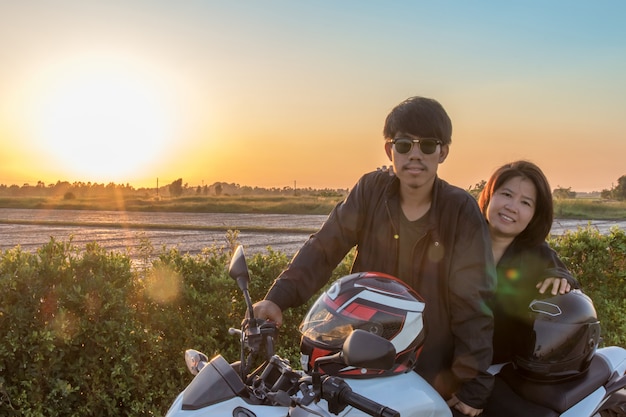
[536,277,572,295]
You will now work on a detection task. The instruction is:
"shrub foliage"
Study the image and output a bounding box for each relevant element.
[0,226,624,415]
[548,225,626,347]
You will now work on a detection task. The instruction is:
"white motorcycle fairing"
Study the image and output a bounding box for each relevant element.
[165,353,452,417]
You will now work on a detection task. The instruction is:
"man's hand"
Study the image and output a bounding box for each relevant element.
[252,300,283,327]
[447,394,483,416]
[536,277,572,295]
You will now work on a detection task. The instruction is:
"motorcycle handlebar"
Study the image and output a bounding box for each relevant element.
[340,389,399,417]
[323,376,399,417]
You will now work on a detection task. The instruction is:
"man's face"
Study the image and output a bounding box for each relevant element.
[385,132,449,190]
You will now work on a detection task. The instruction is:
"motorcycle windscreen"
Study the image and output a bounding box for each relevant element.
[182,354,246,410]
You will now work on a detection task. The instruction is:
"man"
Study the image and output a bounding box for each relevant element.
[253,96,496,416]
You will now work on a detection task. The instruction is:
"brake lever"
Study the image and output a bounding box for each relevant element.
[291,382,331,417]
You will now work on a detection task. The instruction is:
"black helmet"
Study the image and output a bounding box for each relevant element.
[299,272,426,378]
[512,290,600,381]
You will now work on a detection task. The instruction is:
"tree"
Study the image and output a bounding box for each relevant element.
[467,180,486,199]
[615,175,626,201]
[168,178,184,197]
[602,175,626,200]
[552,186,576,199]
[601,189,613,199]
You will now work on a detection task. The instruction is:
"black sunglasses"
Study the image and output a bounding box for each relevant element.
[388,137,442,155]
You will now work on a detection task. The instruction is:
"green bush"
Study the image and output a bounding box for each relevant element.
[0,228,622,415]
[0,239,161,415]
[549,225,626,347]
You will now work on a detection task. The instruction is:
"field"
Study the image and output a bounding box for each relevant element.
[554,198,626,219]
[1,195,626,219]
[0,194,345,215]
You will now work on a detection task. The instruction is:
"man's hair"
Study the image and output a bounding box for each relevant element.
[383,96,453,145]
[478,160,553,247]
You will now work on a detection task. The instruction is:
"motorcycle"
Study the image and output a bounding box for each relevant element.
[165,245,626,417]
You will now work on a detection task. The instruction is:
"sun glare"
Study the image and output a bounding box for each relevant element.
[24,54,182,182]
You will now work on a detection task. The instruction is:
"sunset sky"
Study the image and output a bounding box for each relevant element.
[1,1,625,192]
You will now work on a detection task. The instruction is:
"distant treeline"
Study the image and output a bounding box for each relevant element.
[465,174,626,201]
[2,172,626,201]
[0,179,349,199]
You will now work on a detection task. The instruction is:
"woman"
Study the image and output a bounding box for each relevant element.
[478,160,580,363]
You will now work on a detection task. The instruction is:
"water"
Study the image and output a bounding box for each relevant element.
[550,219,626,236]
[0,208,327,258]
[1,208,625,259]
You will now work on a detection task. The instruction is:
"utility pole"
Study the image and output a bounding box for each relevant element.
[156,177,159,197]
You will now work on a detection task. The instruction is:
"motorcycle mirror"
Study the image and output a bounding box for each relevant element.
[342,329,396,370]
[314,329,396,372]
[228,245,255,320]
[185,349,209,376]
[228,245,250,291]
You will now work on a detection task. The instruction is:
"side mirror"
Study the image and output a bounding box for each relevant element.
[342,329,396,370]
[227,245,255,320]
[185,349,209,375]
[228,245,250,291]
[314,329,396,372]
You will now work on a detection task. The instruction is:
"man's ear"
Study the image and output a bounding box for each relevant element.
[384,142,393,160]
[438,144,450,163]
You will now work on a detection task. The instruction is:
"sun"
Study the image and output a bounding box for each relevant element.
[26,54,182,182]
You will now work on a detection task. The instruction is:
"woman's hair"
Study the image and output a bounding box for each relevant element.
[383,96,452,145]
[478,160,553,247]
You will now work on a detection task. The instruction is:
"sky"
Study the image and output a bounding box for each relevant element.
[1,1,625,192]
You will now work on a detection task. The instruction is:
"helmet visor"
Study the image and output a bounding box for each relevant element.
[517,319,589,362]
[300,301,354,348]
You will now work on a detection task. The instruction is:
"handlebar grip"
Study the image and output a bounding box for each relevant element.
[338,384,400,417]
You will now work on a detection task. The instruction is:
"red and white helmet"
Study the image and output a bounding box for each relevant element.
[299,272,426,378]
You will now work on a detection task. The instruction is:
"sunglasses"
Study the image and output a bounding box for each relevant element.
[388,137,442,155]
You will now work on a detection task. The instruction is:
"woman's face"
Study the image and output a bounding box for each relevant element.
[486,176,537,240]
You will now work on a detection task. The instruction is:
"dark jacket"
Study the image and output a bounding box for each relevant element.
[265,171,497,408]
[491,239,580,363]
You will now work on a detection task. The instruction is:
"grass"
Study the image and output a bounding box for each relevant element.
[1,195,626,219]
[553,199,626,220]
[0,194,344,215]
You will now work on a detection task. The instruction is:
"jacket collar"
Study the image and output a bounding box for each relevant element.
[384,175,442,228]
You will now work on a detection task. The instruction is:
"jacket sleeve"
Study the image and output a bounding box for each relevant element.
[264,175,368,311]
[447,197,497,408]
[535,242,580,289]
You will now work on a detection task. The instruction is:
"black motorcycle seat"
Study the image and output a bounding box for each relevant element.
[498,355,612,413]
[482,377,559,417]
